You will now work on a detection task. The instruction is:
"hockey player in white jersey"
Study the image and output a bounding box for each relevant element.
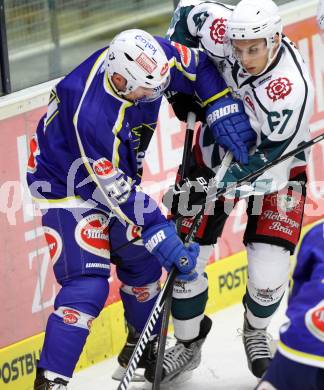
[255,222,324,390]
[143,0,315,385]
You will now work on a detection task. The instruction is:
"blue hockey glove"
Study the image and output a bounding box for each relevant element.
[142,221,199,281]
[206,96,256,165]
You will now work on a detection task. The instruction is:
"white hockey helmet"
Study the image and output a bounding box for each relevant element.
[105,29,170,102]
[226,0,282,73]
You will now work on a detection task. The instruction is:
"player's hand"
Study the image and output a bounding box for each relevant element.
[142,221,199,281]
[206,96,256,165]
[165,91,206,122]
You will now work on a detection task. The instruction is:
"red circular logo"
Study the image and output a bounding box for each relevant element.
[305,302,324,342]
[126,225,143,245]
[209,18,227,44]
[132,287,150,302]
[63,309,80,324]
[75,214,110,258]
[311,306,324,333]
[131,226,142,239]
[93,158,115,178]
[266,77,293,102]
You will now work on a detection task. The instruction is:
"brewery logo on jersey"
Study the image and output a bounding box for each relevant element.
[75,213,110,258]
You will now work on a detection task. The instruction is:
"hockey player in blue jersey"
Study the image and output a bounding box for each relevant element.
[256,222,324,390]
[26,28,256,389]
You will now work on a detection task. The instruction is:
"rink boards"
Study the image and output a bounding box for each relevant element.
[0,247,249,390]
[0,221,322,390]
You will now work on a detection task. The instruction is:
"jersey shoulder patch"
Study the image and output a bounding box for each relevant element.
[190,3,233,58]
[256,68,305,112]
[171,41,192,67]
[265,76,294,102]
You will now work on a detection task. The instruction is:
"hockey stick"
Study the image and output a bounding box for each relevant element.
[152,112,197,390]
[112,133,324,255]
[117,149,233,390]
[116,267,177,390]
[184,132,324,240]
[151,151,232,389]
[117,113,196,390]
[116,132,323,390]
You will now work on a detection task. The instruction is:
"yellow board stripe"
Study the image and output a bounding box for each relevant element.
[0,249,249,389]
[0,220,321,389]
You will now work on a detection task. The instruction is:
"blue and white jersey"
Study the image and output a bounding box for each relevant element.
[278,222,324,368]
[26,36,229,230]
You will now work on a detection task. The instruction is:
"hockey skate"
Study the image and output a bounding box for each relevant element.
[34,366,68,389]
[112,322,158,382]
[144,315,212,385]
[242,314,273,378]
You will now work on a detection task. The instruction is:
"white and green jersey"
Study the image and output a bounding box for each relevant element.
[168,1,315,194]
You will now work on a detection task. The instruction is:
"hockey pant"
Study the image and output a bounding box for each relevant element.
[165,155,307,335]
[39,207,162,377]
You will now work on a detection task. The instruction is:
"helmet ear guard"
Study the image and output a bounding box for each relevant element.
[105,29,170,102]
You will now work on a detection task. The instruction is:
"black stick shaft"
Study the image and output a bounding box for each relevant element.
[153,112,196,389]
[112,133,324,255]
[117,268,177,390]
[185,133,324,240]
[209,134,324,201]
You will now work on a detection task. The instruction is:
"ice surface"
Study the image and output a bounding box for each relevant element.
[69,299,288,390]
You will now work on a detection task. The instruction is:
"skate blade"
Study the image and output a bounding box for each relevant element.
[112,366,145,382]
[270,339,278,356]
[144,370,193,388]
[165,369,193,386]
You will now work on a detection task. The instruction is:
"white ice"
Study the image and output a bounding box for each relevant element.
[69,300,288,390]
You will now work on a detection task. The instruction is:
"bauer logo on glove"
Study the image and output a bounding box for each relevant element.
[206,103,239,125]
[144,229,166,252]
[141,221,199,280]
[206,95,256,165]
